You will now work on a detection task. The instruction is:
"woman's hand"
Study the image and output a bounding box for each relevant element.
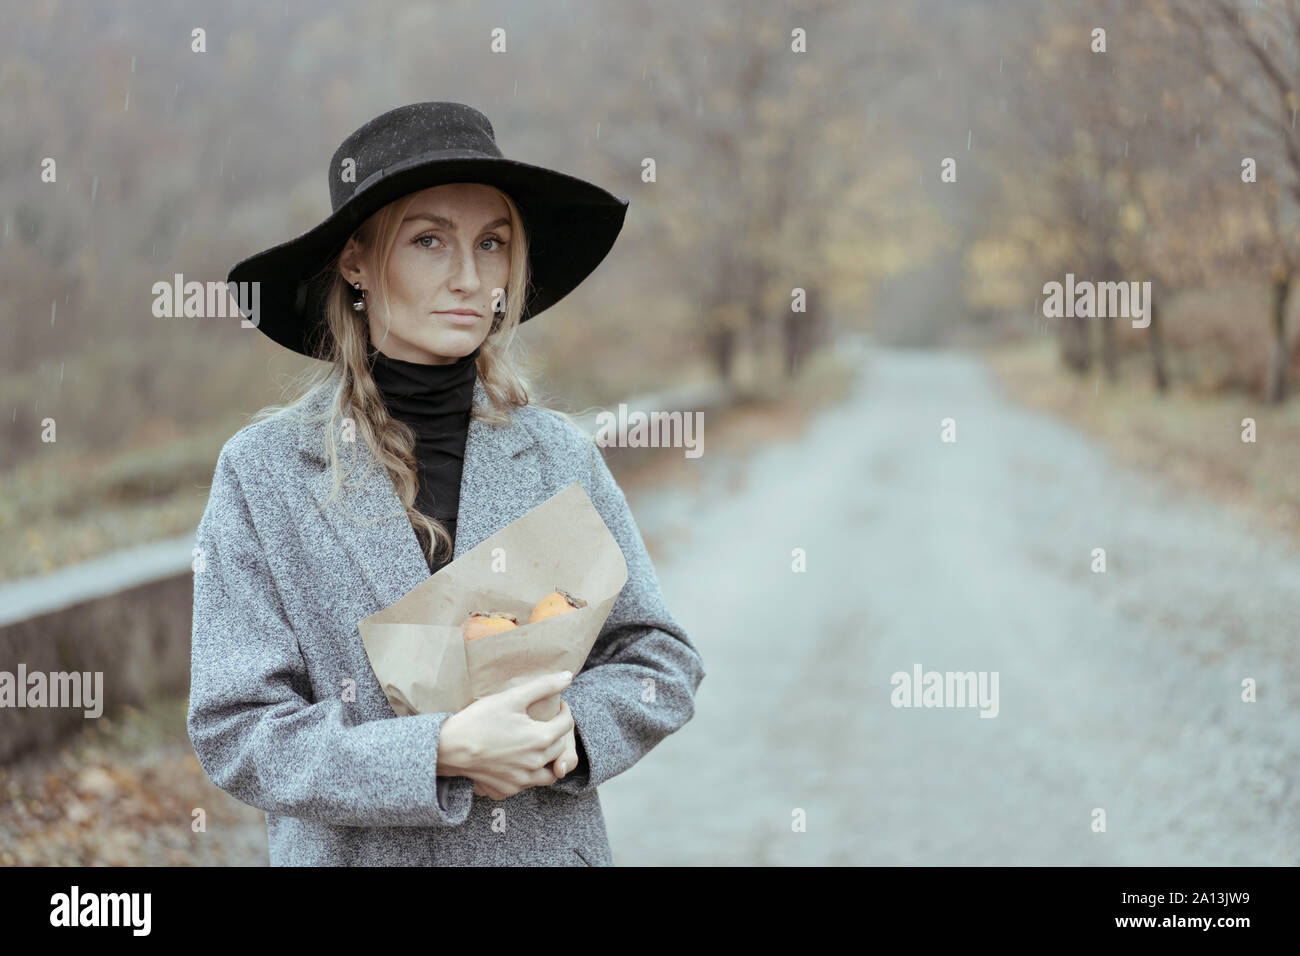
[549,700,579,782]
[472,698,580,800]
[441,671,575,801]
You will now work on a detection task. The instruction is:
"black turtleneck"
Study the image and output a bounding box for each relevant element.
[365,340,482,573]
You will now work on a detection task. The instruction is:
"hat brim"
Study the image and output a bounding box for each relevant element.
[226,155,629,358]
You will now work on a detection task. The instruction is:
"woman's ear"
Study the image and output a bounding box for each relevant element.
[337,235,366,286]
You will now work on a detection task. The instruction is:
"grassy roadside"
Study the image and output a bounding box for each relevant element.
[982,337,1300,554]
[0,348,858,582]
[0,413,250,581]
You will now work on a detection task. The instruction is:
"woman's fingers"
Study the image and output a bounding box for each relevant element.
[533,723,577,779]
[473,775,510,800]
[539,731,571,768]
[511,671,573,712]
[473,727,577,796]
[555,740,578,778]
[540,697,575,737]
[474,767,549,800]
[531,767,559,788]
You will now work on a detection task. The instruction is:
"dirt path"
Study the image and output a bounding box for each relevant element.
[599,342,1299,864]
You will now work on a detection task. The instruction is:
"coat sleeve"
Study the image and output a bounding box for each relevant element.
[186,441,475,828]
[547,438,705,795]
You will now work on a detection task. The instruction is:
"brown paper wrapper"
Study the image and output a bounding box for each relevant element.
[358,481,628,721]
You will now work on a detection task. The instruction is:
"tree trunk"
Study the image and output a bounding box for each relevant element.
[1148,296,1168,393]
[710,326,737,384]
[1100,313,1118,383]
[1267,274,1290,403]
[783,286,822,378]
[782,311,799,378]
[1058,315,1091,374]
[743,266,769,381]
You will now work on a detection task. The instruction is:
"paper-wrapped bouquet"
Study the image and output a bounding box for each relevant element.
[358,481,629,721]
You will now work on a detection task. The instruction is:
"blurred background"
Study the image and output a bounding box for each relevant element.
[1,0,1297,865]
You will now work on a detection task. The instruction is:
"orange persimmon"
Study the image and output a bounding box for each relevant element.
[462,611,520,641]
[528,588,587,624]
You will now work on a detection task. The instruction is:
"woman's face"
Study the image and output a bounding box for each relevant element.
[345,183,513,365]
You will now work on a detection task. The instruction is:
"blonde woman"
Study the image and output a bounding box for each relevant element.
[187,102,705,866]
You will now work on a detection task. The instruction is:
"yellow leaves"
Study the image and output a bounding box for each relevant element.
[75,766,119,798]
[963,236,1034,311]
[1221,211,1244,246]
[710,303,748,333]
[967,236,1021,274]
[870,238,916,275]
[1121,202,1146,234]
[1034,22,1079,67]
[1104,168,1130,197]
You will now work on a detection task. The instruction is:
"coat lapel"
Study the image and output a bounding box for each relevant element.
[295,376,540,610]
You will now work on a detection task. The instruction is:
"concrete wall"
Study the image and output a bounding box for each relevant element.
[0,546,194,765]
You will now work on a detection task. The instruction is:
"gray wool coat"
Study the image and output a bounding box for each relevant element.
[186,375,704,866]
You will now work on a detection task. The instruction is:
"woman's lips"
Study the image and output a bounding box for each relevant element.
[435,311,481,327]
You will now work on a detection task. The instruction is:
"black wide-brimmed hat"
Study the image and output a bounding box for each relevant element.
[227,101,629,358]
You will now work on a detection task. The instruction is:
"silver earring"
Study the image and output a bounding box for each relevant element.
[352,281,367,312]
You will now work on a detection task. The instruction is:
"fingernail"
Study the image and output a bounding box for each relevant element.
[558,762,567,775]
[560,670,572,681]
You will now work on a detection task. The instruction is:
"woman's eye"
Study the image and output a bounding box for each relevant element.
[414,234,506,251]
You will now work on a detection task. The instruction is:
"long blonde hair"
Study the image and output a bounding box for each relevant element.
[247,186,594,569]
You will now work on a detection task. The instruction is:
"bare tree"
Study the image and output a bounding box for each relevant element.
[610,0,919,384]
[1166,0,1300,402]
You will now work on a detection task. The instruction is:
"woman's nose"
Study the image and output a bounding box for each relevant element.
[447,246,482,291]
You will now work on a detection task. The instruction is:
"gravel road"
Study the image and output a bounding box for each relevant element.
[606,342,1300,865]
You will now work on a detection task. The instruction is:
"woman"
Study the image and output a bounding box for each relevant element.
[187,102,705,866]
